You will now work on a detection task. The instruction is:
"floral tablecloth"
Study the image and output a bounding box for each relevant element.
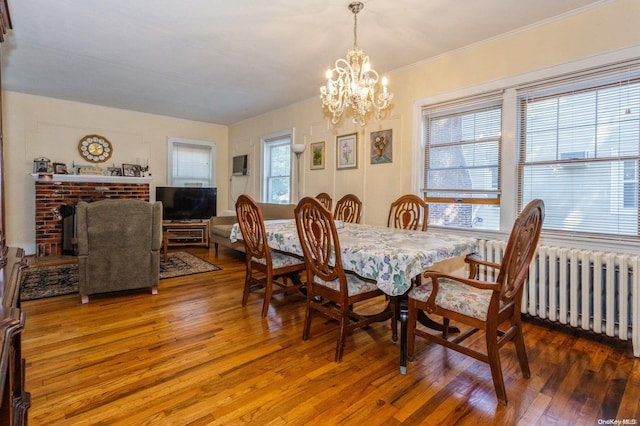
[230,220,477,296]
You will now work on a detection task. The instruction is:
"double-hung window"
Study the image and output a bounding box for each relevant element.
[422,93,503,230]
[262,131,293,204]
[517,60,640,237]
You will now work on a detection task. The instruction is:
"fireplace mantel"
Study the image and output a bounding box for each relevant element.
[31,173,152,184]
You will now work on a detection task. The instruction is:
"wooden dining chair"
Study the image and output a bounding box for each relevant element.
[387,194,428,231]
[235,194,306,317]
[315,192,333,212]
[294,196,394,362]
[333,194,362,224]
[407,198,544,405]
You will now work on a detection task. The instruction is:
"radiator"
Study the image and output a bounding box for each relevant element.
[475,239,640,357]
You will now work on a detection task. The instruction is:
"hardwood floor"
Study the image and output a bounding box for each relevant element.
[21,247,640,425]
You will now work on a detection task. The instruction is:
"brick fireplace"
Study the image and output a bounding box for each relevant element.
[33,174,152,256]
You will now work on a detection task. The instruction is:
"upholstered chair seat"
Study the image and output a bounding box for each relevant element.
[409,279,494,321]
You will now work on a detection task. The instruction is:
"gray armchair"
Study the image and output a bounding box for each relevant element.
[76,199,163,304]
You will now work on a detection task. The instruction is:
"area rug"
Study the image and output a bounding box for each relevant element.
[20,251,221,301]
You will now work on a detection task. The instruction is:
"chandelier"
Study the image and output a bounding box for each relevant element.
[320,1,393,126]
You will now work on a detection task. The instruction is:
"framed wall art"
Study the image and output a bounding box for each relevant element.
[336,133,357,170]
[370,129,392,164]
[310,141,325,170]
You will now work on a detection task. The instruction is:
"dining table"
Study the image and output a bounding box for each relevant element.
[230,219,478,374]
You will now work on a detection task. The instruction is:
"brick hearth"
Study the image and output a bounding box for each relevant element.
[33,174,152,256]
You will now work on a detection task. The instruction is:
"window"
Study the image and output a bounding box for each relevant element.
[517,61,640,237]
[168,137,216,187]
[422,93,502,230]
[262,131,293,204]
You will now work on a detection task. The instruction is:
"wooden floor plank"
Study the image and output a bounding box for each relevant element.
[20,246,640,425]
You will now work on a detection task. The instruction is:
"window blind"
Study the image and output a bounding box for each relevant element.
[172,142,213,187]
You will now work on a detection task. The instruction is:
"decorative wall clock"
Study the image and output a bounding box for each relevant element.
[78,134,112,163]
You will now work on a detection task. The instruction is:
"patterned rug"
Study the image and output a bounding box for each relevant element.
[20,251,221,301]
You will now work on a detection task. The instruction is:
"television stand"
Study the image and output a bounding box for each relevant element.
[162,220,209,249]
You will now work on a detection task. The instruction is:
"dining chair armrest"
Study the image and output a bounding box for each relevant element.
[465,253,501,279]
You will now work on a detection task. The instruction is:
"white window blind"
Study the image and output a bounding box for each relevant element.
[171,141,215,187]
[422,91,503,230]
[517,58,640,238]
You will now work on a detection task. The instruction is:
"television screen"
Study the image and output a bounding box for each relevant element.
[155,187,217,221]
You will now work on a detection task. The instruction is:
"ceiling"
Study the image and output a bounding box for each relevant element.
[1,0,604,126]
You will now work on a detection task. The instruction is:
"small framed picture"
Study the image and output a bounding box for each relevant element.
[370,129,393,164]
[122,163,141,177]
[53,163,68,174]
[310,141,325,170]
[107,167,122,176]
[336,133,357,170]
[33,157,51,174]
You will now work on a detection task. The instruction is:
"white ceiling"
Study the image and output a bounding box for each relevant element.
[1,0,605,125]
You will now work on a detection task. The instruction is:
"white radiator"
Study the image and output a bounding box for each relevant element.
[476,239,640,357]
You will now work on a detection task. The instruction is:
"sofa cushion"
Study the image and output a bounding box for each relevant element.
[209,202,296,253]
[211,223,234,239]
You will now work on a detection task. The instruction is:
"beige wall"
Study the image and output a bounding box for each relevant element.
[3,92,229,254]
[228,0,640,228]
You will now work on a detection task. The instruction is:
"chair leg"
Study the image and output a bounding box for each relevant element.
[81,294,89,304]
[486,330,508,405]
[214,243,219,257]
[335,312,348,362]
[302,299,313,341]
[442,317,450,339]
[407,298,417,358]
[151,285,158,295]
[513,322,531,378]
[241,266,252,306]
[261,275,274,317]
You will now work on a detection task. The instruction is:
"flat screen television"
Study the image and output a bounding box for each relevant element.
[155,187,217,221]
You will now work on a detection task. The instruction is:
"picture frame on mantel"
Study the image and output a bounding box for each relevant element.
[336,133,357,170]
[53,163,68,174]
[122,164,141,177]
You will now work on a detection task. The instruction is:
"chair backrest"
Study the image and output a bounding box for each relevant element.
[295,197,348,294]
[235,194,270,263]
[497,199,545,303]
[315,192,333,212]
[387,194,428,231]
[334,194,362,224]
[76,199,162,294]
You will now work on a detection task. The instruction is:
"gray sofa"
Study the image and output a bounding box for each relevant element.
[209,202,296,255]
